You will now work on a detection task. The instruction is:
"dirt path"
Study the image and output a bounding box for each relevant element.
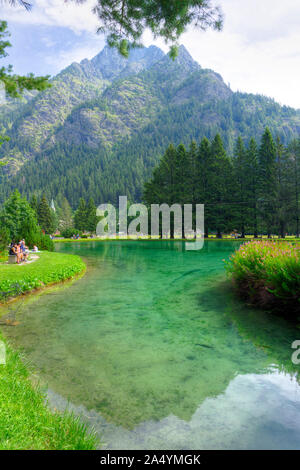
[4,254,40,266]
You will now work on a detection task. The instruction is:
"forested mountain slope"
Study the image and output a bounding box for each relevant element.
[0,44,299,206]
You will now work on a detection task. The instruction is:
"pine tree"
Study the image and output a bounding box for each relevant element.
[86,198,98,233]
[38,194,55,234]
[143,144,178,206]
[275,136,291,238]
[258,128,277,237]
[233,137,247,237]
[143,133,299,238]
[58,197,74,232]
[246,138,259,237]
[196,137,212,237]
[29,194,39,216]
[174,143,189,204]
[74,198,87,232]
[187,140,198,206]
[287,139,300,237]
[208,134,235,238]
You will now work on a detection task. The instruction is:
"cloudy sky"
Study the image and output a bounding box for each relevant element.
[0,0,300,108]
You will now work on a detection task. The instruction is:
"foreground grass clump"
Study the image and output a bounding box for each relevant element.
[227,240,300,313]
[0,333,97,450]
[0,252,85,301]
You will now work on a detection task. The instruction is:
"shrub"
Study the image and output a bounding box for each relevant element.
[21,225,54,252]
[0,227,9,253]
[61,228,82,239]
[39,234,54,251]
[226,240,300,314]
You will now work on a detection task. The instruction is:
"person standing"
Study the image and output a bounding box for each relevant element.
[16,243,22,264]
[20,239,28,262]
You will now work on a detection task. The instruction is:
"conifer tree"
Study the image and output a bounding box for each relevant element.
[142,133,299,238]
[187,140,198,206]
[275,136,291,238]
[38,194,55,234]
[196,137,212,237]
[258,128,277,237]
[74,198,87,232]
[208,134,235,238]
[233,137,247,237]
[246,138,259,237]
[86,198,98,233]
[144,144,178,206]
[58,197,74,232]
[287,139,300,237]
[29,194,39,216]
[174,143,189,204]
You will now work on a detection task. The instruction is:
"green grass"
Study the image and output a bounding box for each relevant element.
[226,240,300,313]
[0,332,97,450]
[0,252,86,302]
[0,251,96,449]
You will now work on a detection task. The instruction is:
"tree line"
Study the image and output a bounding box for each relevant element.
[143,128,300,238]
[0,191,99,254]
[1,127,300,241]
[0,190,54,252]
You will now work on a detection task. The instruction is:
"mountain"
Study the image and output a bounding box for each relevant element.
[0,44,299,206]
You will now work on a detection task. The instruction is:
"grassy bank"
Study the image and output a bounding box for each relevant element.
[226,240,300,314]
[0,332,96,449]
[0,251,86,302]
[0,250,97,449]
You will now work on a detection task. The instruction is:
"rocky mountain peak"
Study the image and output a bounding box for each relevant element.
[90,44,164,80]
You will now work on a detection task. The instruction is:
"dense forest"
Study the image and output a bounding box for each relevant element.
[144,128,300,238]
[2,127,298,239]
[1,46,300,208]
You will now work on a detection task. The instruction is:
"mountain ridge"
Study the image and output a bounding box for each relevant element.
[0,44,299,205]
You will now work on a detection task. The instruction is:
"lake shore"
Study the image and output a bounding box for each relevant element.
[0,330,97,450]
[0,250,97,450]
[54,236,300,243]
[0,251,86,304]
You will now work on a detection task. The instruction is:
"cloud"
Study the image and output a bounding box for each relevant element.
[222,0,300,43]
[0,0,99,33]
[44,38,105,71]
[144,0,300,108]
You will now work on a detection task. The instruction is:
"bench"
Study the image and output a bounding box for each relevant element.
[8,255,17,264]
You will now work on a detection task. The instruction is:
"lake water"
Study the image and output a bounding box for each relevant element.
[2,241,300,449]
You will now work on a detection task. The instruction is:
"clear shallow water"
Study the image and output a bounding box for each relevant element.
[2,241,300,449]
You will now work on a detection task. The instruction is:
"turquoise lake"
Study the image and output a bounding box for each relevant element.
[2,240,300,449]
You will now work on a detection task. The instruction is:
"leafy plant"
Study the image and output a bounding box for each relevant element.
[61,228,82,239]
[0,227,9,253]
[226,240,300,313]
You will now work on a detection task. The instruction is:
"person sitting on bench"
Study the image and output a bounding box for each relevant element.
[9,242,16,256]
